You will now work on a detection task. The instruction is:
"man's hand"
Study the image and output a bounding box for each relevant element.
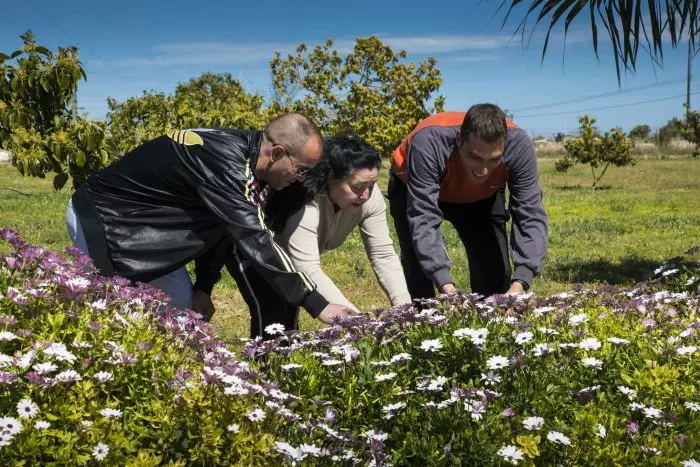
[192,290,216,321]
[439,283,457,294]
[505,281,526,296]
[317,304,354,324]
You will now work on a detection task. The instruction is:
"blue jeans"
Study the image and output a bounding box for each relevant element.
[65,199,194,310]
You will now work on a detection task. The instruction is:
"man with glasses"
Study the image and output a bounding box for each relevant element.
[388,103,548,298]
[66,112,351,331]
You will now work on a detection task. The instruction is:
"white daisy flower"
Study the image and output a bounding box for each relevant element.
[281,363,302,371]
[684,402,700,412]
[480,371,501,385]
[92,442,109,461]
[17,398,39,419]
[34,420,50,430]
[558,343,579,350]
[32,362,57,375]
[617,385,637,399]
[546,431,571,445]
[55,369,82,382]
[498,445,525,464]
[100,408,122,419]
[390,353,412,363]
[532,343,553,357]
[227,423,240,433]
[469,328,489,345]
[514,332,533,345]
[596,424,607,438]
[247,408,266,422]
[0,416,23,435]
[682,459,700,467]
[93,371,114,383]
[486,355,510,370]
[607,337,630,345]
[522,416,544,431]
[581,357,603,369]
[579,338,601,350]
[362,429,388,442]
[533,306,555,316]
[420,339,443,352]
[375,372,397,382]
[264,323,285,335]
[568,314,588,325]
[321,359,344,366]
[0,331,18,341]
[677,346,697,355]
[538,327,559,335]
[643,407,662,419]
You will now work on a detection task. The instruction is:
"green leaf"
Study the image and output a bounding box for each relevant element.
[74,149,86,167]
[53,172,69,190]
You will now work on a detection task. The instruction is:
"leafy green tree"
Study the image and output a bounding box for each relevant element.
[681,105,700,157]
[656,117,685,146]
[555,115,636,187]
[0,30,110,189]
[499,1,699,82]
[269,36,444,156]
[628,124,651,140]
[106,72,268,155]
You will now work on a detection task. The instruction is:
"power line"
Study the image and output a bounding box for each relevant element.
[511,78,687,113]
[516,91,700,119]
[19,0,140,83]
[75,0,175,77]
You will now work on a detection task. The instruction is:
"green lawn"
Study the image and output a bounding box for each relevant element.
[1,158,699,341]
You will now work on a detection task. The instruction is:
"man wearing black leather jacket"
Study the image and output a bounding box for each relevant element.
[65,113,350,336]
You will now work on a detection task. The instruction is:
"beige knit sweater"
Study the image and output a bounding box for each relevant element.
[275,185,411,310]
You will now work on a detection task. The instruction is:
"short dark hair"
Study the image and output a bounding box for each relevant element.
[461,103,508,143]
[264,136,382,232]
[263,112,322,155]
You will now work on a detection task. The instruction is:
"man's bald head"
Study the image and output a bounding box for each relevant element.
[257,112,324,190]
[263,112,323,157]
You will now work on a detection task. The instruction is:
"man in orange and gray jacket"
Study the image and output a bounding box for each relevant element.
[388,103,548,298]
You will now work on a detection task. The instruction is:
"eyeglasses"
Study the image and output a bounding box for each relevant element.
[264,131,313,179]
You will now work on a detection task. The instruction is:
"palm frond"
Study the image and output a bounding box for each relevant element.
[498,0,700,83]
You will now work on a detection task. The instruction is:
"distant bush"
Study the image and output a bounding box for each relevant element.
[629,124,651,141]
[555,115,636,187]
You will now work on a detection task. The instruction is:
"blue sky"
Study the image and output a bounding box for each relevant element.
[2,0,699,137]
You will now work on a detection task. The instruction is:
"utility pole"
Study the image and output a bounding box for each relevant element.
[688,34,693,110]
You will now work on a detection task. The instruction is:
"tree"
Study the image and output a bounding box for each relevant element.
[628,124,651,140]
[499,1,699,82]
[0,30,110,189]
[680,105,700,157]
[555,115,636,187]
[106,72,267,155]
[269,36,444,156]
[656,117,685,146]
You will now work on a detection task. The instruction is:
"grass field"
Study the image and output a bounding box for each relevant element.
[1,158,699,341]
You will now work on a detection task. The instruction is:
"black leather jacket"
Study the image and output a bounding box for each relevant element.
[71,128,328,316]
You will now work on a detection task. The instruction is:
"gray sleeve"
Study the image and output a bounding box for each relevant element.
[506,130,549,286]
[406,137,453,288]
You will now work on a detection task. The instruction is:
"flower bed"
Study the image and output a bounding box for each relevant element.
[1,229,698,465]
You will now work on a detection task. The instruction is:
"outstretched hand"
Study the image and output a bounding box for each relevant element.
[192,290,215,322]
[317,303,355,324]
[505,281,526,296]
